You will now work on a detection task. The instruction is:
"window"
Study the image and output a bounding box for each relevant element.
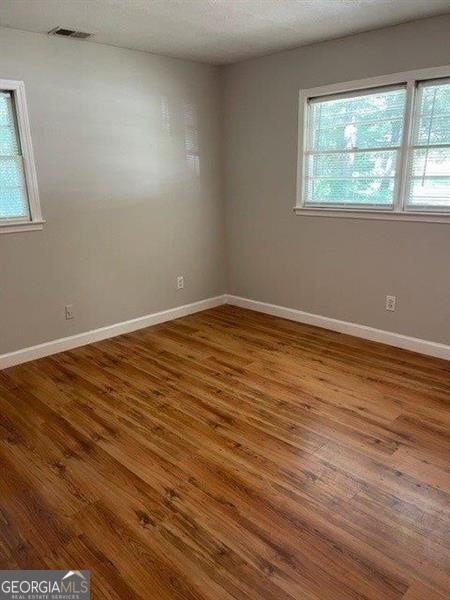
[296,66,450,221]
[406,79,450,209]
[0,79,42,233]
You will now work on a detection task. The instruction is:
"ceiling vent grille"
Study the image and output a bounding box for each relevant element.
[48,27,92,39]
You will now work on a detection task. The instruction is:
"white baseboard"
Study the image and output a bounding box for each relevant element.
[226,295,450,361]
[2,293,448,369]
[0,295,227,370]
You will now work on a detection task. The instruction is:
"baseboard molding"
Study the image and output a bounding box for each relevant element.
[2,293,448,369]
[0,295,227,370]
[226,295,450,360]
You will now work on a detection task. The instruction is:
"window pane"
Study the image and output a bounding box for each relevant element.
[406,80,450,210]
[407,146,450,207]
[415,115,450,146]
[305,149,398,206]
[0,92,14,126]
[308,150,397,178]
[413,81,450,145]
[310,87,406,151]
[410,147,450,177]
[0,92,20,154]
[0,157,29,219]
[0,126,19,155]
[408,177,450,208]
[0,91,30,221]
[306,177,395,206]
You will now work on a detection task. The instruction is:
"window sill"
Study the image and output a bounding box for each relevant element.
[293,208,450,223]
[0,220,45,234]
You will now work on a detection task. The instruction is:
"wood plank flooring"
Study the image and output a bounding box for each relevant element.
[0,304,449,599]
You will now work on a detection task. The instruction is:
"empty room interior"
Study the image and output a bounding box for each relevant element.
[0,0,449,598]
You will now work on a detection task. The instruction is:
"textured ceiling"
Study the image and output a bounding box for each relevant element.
[0,0,449,64]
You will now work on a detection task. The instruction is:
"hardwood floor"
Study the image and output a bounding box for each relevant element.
[0,304,449,599]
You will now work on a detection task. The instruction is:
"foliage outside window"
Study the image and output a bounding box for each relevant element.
[297,70,450,220]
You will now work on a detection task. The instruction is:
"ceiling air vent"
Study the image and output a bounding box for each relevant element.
[48,27,92,40]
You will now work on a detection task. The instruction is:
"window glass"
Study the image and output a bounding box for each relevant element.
[0,91,30,220]
[304,87,406,207]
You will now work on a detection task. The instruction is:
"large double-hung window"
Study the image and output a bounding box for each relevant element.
[296,66,450,221]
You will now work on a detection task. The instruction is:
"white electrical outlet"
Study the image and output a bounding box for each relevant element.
[177,276,184,290]
[385,295,396,312]
[65,304,74,320]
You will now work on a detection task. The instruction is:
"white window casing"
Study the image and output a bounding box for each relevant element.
[0,79,43,233]
[295,66,450,223]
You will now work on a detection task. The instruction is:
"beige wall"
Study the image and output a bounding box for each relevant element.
[223,15,450,345]
[2,16,449,356]
[0,27,225,354]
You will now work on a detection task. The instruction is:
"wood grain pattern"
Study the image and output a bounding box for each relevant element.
[0,305,448,599]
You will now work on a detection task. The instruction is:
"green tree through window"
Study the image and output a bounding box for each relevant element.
[305,86,406,206]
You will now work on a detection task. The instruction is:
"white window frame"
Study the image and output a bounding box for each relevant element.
[295,65,450,223]
[0,79,43,233]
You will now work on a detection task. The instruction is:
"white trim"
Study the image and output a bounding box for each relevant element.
[293,207,450,223]
[0,295,227,369]
[308,83,406,103]
[226,295,450,361]
[396,80,415,212]
[0,79,42,230]
[0,219,45,234]
[298,66,450,102]
[2,293,447,368]
[296,65,450,219]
